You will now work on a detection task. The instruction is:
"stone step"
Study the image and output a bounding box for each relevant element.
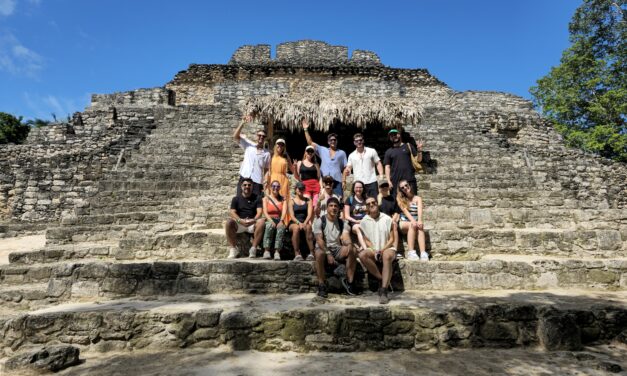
[429,228,626,258]
[0,258,624,307]
[0,290,624,354]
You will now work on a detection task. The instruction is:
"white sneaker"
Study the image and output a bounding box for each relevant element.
[420,251,429,261]
[263,251,271,259]
[407,250,419,260]
[274,251,281,261]
[227,247,238,259]
[249,247,257,258]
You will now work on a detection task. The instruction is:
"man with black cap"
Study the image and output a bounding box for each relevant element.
[383,129,424,199]
[312,196,357,298]
[302,119,347,199]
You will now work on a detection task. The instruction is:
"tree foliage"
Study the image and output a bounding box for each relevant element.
[530,0,626,162]
[0,112,31,145]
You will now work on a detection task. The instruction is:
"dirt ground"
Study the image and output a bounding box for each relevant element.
[46,344,626,376]
[0,234,45,265]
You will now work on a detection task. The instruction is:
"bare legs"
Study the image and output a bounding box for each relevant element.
[358,249,395,288]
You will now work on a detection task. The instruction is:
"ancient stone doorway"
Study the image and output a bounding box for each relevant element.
[270,121,391,163]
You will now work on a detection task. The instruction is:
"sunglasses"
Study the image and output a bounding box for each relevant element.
[354,139,364,143]
[242,183,252,187]
[400,184,410,190]
[324,182,333,186]
[366,201,378,207]
[271,184,281,189]
[306,149,314,153]
[257,134,266,138]
[328,139,337,142]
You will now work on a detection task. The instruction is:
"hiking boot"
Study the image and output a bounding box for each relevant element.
[317,284,328,298]
[262,251,271,259]
[407,250,419,260]
[341,277,356,296]
[227,247,238,259]
[248,247,257,258]
[378,287,389,304]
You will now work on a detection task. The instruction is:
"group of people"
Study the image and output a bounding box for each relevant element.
[224,115,428,304]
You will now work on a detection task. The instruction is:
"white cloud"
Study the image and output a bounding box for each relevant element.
[23,92,90,120]
[0,32,43,77]
[0,0,16,16]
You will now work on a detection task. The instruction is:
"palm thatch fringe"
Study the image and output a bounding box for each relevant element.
[243,95,423,131]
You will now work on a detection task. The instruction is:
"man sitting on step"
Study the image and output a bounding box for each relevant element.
[357,196,397,304]
[225,178,265,259]
[313,197,357,298]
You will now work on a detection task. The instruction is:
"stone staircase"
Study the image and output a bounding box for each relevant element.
[1,70,626,372]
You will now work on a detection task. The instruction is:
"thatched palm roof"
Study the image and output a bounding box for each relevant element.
[244,95,423,131]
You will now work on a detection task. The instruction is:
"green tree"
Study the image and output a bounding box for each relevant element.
[530,0,626,162]
[0,112,31,144]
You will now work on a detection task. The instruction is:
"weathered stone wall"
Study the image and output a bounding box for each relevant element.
[1,299,624,354]
[228,41,382,67]
[91,88,173,109]
[166,64,451,107]
[0,108,161,224]
[451,92,627,208]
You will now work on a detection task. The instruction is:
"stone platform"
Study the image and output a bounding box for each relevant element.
[1,291,625,356]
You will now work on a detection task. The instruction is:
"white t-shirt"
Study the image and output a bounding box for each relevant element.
[238,137,271,184]
[360,212,393,251]
[347,147,380,185]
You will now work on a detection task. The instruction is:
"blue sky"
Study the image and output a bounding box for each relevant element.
[1,0,580,121]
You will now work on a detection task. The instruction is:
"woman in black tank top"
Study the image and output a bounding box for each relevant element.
[295,147,321,210]
[288,182,315,261]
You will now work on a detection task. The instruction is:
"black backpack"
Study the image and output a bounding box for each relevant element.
[320,215,344,241]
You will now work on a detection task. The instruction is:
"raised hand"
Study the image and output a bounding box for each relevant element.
[243,114,253,123]
[302,119,309,130]
[416,139,425,150]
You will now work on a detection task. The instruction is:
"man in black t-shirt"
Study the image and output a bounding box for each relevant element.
[224,178,266,259]
[383,129,424,199]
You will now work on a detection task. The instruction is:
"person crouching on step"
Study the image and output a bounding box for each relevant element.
[313,197,357,298]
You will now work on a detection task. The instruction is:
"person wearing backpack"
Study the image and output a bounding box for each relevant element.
[312,197,357,298]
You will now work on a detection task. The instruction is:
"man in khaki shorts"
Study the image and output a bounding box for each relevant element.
[357,196,397,304]
[224,178,266,258]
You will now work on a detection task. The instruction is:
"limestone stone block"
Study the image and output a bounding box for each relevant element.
[3,345,80,373]
[596,230,622,250]
[587,269,617,284]
[71,281,100,298]
[538,312,582,350]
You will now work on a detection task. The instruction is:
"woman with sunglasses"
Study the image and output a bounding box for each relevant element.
[317,175,342,218]
[294,145,321,209]
[396,179,428,261]
[288,181,315,261]
[343,180,368,251]
[262,180,287,260]
[266,139,294,199]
